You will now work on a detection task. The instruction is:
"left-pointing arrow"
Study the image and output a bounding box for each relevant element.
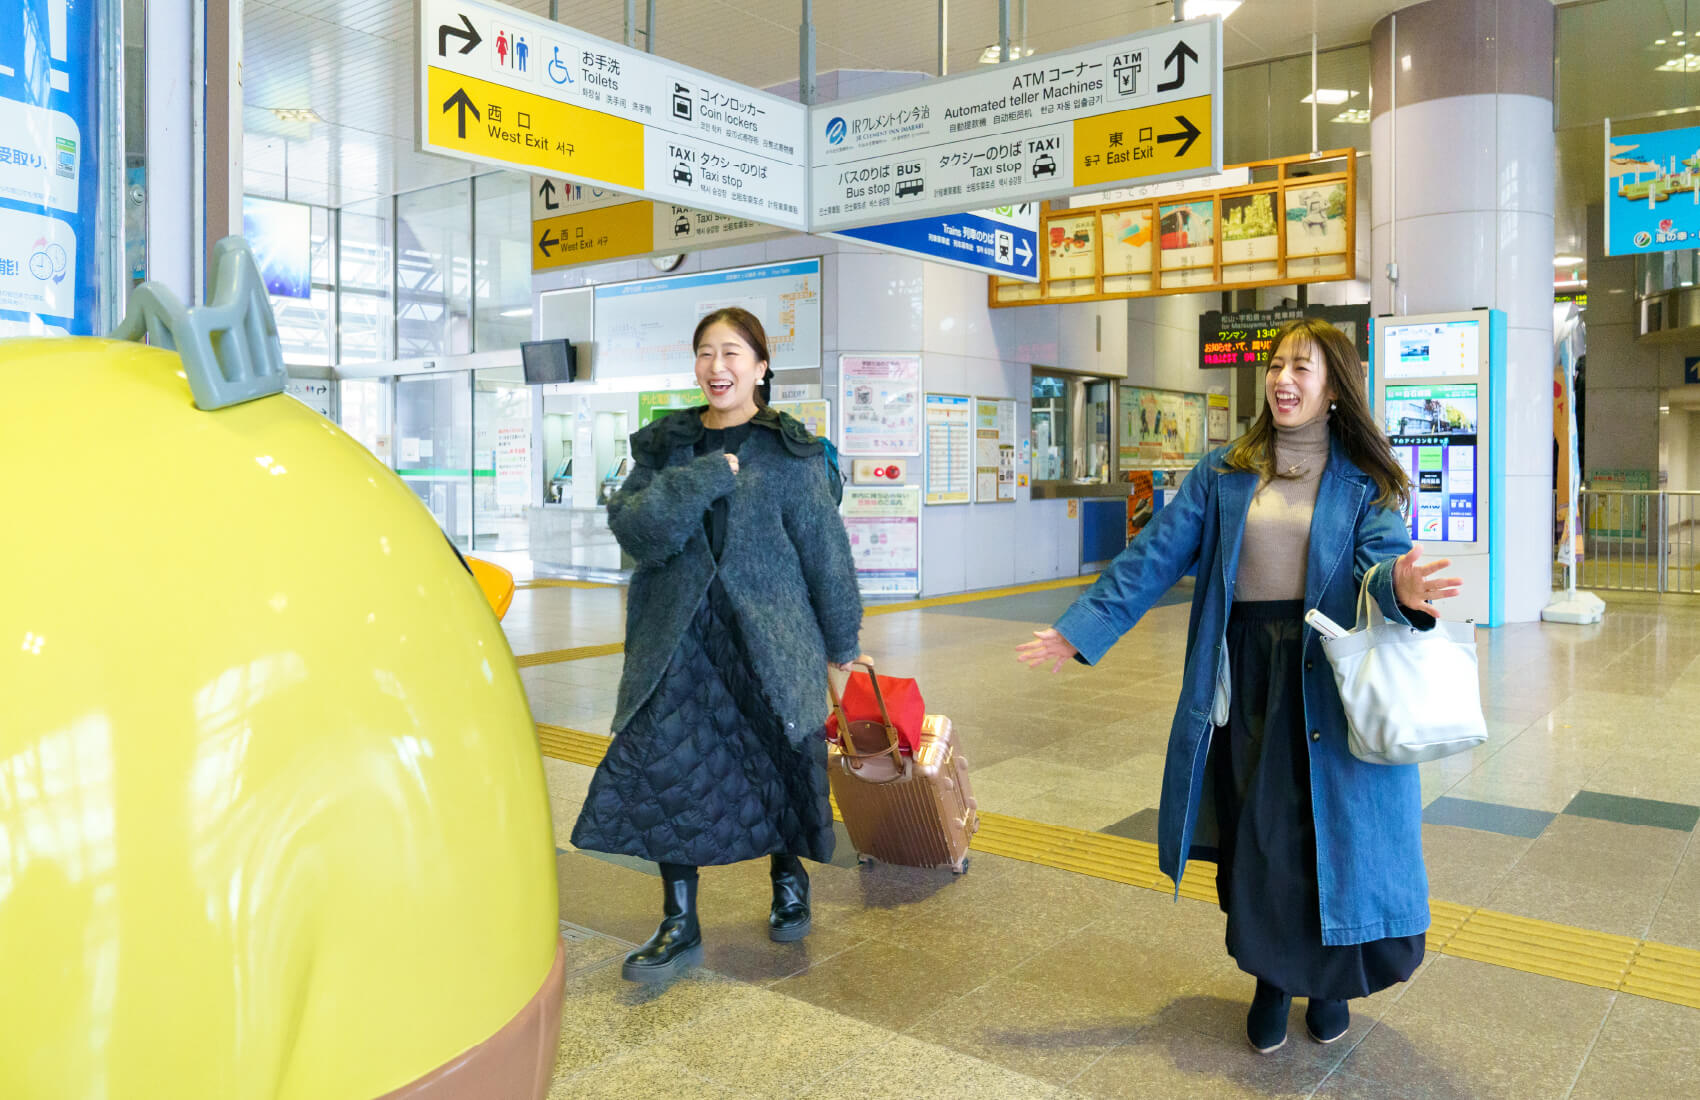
[1158,115,1201,158]
[443,88,480,140]
[439,13,481,56]
[538,229,559,257]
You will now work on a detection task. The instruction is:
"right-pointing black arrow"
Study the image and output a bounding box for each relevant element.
[1159,39,1198,93]
[540,179,559,210]
[1158,115,1201,158]
[438,13,481,57]
[442,87,480,139]
[538,229,559,258]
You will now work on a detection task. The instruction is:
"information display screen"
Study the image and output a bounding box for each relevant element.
[1385,384,1478,543]
[1381,319,1481,379]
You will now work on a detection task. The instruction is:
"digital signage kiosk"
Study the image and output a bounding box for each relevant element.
[1371,310,1505,627]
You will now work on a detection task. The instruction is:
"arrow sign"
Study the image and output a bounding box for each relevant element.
[1158,39,1197,93]
[442,87,480,139]
[1015,238,1034,268]
[1158,115,1201,158]
[539,178,558,210]
[538,228,559,257]
[438,13,481,57]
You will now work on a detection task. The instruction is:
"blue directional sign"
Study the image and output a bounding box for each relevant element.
[827,204,1040,282]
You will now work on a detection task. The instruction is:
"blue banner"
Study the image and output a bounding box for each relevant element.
[1605,123,1700,257]
[830,208,1039,281]
[0,0,100,335]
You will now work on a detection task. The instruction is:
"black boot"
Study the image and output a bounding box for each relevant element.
[622,864,702,983]
[1246,978,1291,1054]
[767,853,812,942]
[1305,997,1350,1044]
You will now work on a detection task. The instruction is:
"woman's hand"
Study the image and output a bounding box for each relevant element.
[1016,628,1079,674]
[724,453,740,475]
[1392,547,1463,617]
[831,653,871,672]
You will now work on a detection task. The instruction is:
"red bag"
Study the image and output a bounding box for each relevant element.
[824,661,926,756]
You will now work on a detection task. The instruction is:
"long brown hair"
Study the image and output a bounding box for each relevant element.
[693,307,773,407]
[1222,318,1410,510]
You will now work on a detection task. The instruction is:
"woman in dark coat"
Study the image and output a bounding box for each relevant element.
[1019,319,1463,1052]
[571,307,863,983]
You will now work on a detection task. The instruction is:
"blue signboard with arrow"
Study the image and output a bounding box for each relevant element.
[828,204,1040,282]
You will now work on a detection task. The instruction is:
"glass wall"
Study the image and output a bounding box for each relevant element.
[270,206,336,365]
[1222,45,1371,165]
[339,378,392,464]
[396,373,475,549]
[339,197,395,363]
[396,180,473,359]
[474,366,532,551]
[474,174,535,351]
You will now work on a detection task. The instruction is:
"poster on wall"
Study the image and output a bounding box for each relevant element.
[1099,207,1153,294]
[0,0,100,336]
[841,486,922,595]
[594,259,822,379]
[1284,182,1349,277]
[1604,120,1700,256]
[1046,213,1097,292]
[839,354,922,456]
[243,197,312,299]
[975,396,1016,502]
[1157,199,1215,288]
[1219,192,1280,283]
[1120,386,1207,465]
[495,425,530,506]
[772,398,830,439]
[923,393,971,505]
[1207,393,1230,442]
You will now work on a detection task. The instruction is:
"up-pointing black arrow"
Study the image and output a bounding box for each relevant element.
[442,88,479,139]
[1158,39,1198,93]
[538,229,559,258]
[540,179,559,210]
[1158,115,1201,158]
[438,13,481,56]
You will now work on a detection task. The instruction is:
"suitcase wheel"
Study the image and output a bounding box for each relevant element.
[856,854,876,868]
[951,858,970,875]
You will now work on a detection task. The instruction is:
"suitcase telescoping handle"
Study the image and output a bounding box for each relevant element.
[825,657,906,775]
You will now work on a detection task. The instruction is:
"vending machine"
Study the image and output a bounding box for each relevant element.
[1371,309,1506,627]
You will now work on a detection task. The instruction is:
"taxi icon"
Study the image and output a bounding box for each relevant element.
[673,164,693,185]
[1031,154,1057,179]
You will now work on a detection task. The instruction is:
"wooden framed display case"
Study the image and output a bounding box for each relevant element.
[991,149,1356,308]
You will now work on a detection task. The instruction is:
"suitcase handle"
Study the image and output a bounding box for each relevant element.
[826,657,905,775]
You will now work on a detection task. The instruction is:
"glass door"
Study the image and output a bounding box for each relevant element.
[473,366,532,551]
[339,377,394,466]
[395,372,473,549]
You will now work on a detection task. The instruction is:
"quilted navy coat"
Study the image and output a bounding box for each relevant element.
[571,408,862,865]
[1054,437,1434,946]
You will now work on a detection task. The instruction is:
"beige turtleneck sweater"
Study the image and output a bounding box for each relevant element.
[1234,414,1330,602]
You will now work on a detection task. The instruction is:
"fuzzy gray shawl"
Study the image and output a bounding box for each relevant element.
[608,408,863,744]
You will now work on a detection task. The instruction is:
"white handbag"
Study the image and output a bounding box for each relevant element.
[1308,567,1487,765]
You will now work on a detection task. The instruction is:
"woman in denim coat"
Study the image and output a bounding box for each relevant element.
[1020,319,1463,1053]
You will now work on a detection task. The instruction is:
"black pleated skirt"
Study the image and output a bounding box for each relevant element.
[1208,599,1424,1001]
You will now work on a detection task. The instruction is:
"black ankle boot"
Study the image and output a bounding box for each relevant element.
[768,854,811,942]
[1246,979,1291,1054]
[1305,997,1350,1044]
[622,867,702,982]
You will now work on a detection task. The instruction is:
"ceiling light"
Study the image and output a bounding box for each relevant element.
[1661,406,1671,413]
[1657,38,1668,45]
[1301,89,1354,105]
[1184,0,1242,18]
[977,44,1035,64]
[500,307,533,318]
[1331,108,1371,125]
[271,107,322,124]
[1554,255,1584,266]
[1656,55,1700,71]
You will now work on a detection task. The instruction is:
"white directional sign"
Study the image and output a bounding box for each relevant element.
[419,0,809,229]
[808,19,1221,232]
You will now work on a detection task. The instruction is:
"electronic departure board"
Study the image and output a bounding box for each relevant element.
[1198,303,1370,369]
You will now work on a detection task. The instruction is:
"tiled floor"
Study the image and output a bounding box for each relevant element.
[511,579,1700,1097]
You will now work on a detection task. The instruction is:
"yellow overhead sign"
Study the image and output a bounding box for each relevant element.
[531,201,655,270]
[1072,94,1214,189]
[424,67,644,189]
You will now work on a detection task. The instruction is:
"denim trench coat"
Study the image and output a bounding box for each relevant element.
[1054,437,1433,946]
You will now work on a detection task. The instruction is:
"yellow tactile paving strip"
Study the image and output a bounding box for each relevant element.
[514,574,1100,667]
[516,578,621,590]
[535,721,1700,1012]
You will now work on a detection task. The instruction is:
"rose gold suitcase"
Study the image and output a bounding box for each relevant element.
[826,660,979,874]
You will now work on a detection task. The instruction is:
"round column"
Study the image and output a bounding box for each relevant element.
[1370,0,1556,623]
